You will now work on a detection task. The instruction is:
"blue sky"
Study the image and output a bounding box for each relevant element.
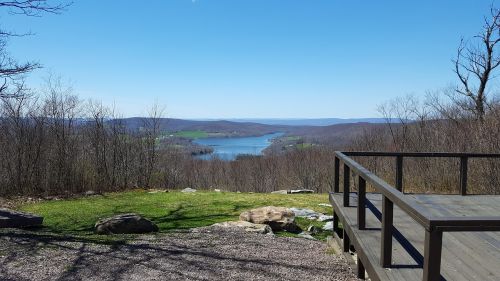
[1,0,494,118]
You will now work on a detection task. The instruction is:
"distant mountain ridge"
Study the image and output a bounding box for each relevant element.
[199,118,395,126]
[107,117,395,141]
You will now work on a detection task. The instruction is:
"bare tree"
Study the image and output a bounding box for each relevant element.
[453,6,500,120]
[0,0,70,98]
[140,102,165,188]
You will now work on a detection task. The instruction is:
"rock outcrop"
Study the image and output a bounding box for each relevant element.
[0,208,43,228]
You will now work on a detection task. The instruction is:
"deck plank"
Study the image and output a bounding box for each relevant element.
[330,193,500,281]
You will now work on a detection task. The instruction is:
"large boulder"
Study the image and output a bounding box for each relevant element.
[0,208,43,228]
[239,206,301,233]
[95,213,158,234]
[212,221,273,234]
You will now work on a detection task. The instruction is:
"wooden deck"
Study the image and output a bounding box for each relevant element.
[330,192,500,281]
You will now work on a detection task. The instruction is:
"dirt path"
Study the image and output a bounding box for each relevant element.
[0,227,357,281]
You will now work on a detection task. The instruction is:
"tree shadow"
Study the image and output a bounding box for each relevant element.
[0,228,348,281]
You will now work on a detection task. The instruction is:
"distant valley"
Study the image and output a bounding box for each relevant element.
[109,117,394,158]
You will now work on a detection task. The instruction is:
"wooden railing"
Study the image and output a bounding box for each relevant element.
[333,151,500,281]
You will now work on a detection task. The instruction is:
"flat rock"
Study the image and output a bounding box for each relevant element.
[181,188,197,193]
[270,190,289,194]
[289,189,314,194]
[95,213,158,234]
[0,208,43,228]
[240,206,301,233]
[290,208,320,218]
[318,215,334,222]
[212,221,273,234]
[148,189,168,194]
[318,203,331,207]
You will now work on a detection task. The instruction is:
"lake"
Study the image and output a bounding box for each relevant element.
[193,132,283,161]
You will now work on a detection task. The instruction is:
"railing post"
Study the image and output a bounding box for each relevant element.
[380,196,393,267]
[460,156,468,196]
[343,164,350,207]
[333,212,340,236]
[358,176,366,230]
[334,156,340,193]
[423,228,443,281]
[396,155,403,193]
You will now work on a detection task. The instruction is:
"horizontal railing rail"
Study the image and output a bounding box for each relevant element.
[342,151,500,158]
[332,151,500,281]
[341,151,500,195]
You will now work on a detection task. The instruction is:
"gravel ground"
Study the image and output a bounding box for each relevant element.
[0,227,357,281]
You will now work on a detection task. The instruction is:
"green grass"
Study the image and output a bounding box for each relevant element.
[18,191,333,240]
[283,136,301,141]
[173,130,209,139]
[296,143,313,149]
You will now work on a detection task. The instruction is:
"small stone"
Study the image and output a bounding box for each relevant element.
[322,221,333,231]
[318,203,331,207]
[84,190,97,196]
[307,225,321,234]
[181,188,197,193]
[318,215,334,222]
[214,189,221,192]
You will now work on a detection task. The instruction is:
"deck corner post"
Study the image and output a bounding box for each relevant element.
[333,212,340,236]
[358,176,366,230]
[460,156,468,196]
[423,228,443,281]
[343,164,350,207]
[357,256,366,279]
[380,196,393,268]
[334,156,340,193]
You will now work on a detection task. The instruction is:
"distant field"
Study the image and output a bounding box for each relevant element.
[173,130,209,139]
[19,190,333,240]
[296,143,314,149]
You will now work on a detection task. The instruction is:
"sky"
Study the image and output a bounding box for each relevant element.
[1,0,495,118]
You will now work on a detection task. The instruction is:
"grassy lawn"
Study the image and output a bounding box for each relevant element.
[18,190,333,240]
[174,130,209,139]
